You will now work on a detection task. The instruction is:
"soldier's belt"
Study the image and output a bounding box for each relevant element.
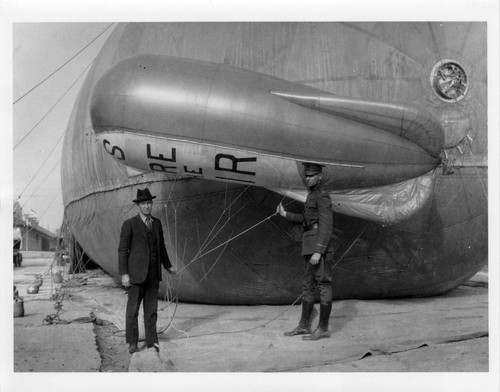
[303,223,319,231]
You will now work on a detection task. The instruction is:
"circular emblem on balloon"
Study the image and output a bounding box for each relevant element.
[430,60,468,102]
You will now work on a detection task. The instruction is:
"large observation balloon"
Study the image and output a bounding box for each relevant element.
[62,23,487,304]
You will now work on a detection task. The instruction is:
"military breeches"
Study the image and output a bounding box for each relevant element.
[302,252,333,303]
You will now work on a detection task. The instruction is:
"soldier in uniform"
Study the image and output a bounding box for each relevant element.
[277,162,334,340]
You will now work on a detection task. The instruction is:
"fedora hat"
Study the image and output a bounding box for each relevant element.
[133,188,157,203]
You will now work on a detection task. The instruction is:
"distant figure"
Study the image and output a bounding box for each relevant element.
[118,188,176,354]
[276,162,334,340]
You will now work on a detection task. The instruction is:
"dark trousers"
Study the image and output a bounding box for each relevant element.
[125,278,159,347]
[302,252,333,303]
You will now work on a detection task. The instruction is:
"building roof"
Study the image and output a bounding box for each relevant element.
[30,224,58,239]
[13,216,25,227]
[14,218,58,239]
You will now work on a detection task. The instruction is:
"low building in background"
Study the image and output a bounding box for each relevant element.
[13,201,59,252]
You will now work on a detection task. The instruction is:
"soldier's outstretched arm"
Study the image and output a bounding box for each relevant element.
[277,202,305,223]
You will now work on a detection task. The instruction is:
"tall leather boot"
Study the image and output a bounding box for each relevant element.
[284,301,317,336]
[303,301,332,341]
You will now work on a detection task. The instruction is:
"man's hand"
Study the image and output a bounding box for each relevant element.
[309,253,322,265]
[167,267,177,275]
[276,202,287,217]
[121,274,131,287]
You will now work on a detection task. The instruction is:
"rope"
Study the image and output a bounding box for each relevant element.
[428,22,443,64]
[163,218,366,340]
[198,234,232,282]
[193,185,251,257]
[464,136,488,200]
[176,211,278,275]
[158,183,251,335]
[42,311,102,325]
[14,59,94,150]
[20,159,60,208]
[42,314,70,325]
[156,200,300,337]
[169,185,252,275]
[156,180,320,337]
[195,201,249,258]
[14,23,115,105]
[331,223,368,270]
[157,184,273,335]
[38,236,90,325]
[16,194,60,247]
[163,292,305,341]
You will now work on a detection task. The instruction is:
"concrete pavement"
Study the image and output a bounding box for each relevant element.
[12,252,100,372]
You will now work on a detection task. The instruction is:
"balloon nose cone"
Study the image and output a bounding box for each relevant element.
[91,55,439,190]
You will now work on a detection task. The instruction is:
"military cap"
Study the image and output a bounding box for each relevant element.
[302,162,324,176]
[133,188,157,203]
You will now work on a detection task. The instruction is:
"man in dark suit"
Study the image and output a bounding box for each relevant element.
[118,188,176,353]
[277,162,334,340]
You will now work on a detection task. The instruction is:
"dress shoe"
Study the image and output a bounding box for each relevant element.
[128,343,138,353]
[148,343,160,353]
[302,328,331,341]
[284,325,311,336]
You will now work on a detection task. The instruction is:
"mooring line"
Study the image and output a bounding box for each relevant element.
[166,292,305,341]
[176,211,277,275]
[195,185,252,257]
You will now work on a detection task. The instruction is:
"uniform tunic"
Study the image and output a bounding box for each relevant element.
[285,183,334,302]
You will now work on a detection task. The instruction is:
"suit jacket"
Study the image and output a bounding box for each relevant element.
[118,214,172,284]
[286,184,334,256]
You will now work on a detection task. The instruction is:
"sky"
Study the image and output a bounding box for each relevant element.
[12,23,114,232]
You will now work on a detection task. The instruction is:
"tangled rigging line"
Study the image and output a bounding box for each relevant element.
[155,178,368,339]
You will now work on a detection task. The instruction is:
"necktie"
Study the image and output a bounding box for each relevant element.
[146,217,152,230]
